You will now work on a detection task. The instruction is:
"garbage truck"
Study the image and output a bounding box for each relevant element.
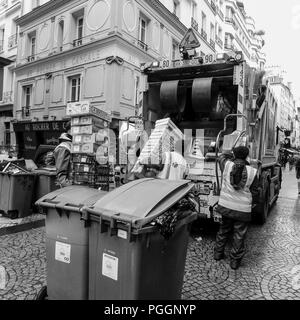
[136,50,282,225]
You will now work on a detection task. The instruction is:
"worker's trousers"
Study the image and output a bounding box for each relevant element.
[214,217,249,262]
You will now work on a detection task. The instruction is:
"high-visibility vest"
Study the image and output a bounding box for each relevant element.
[218,161,257,213]
[54,141,71,153]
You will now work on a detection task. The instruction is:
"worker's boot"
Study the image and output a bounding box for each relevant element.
[230,259,241,270]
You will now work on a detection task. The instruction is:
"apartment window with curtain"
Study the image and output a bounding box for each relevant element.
[138,15,149,51]
[58,20,64,51]
[210,23,215,42]
[72,9,85,47]
[201,12,207,32]
[69,76,81,102]
[22,85,32,117]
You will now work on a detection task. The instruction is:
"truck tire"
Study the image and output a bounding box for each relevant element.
[253,177,270,225]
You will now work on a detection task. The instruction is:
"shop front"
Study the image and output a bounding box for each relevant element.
[13,120,69,160]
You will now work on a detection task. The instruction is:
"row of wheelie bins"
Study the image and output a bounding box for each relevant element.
[0,169,58,220]
[35,178,197,300]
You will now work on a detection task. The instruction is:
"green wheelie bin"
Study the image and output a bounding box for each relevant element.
[0,171,35,219]
[84,178,197,300]
[35,186,107,300]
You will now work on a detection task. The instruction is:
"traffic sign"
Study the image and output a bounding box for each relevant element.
[180,28,201,49]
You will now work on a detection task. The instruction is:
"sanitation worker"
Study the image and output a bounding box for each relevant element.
[53,133,73,188]
[214,146,260,270]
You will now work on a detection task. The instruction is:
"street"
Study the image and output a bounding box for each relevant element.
[0,170,299,300]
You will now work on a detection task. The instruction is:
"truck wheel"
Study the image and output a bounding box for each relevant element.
[256,184,270,225]
[36,286,48,300]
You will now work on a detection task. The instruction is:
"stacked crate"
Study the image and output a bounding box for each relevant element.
[66,103,111,190]
[133,118,184,171]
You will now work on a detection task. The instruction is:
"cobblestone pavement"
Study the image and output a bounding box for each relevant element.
[0,170,300,300]
[182,169,300,300]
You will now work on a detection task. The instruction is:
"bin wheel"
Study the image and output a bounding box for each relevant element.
[36,286,48,300]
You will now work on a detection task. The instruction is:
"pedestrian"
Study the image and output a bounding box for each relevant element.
[295,155,300,195]
[214,146,260,270]
[53,133,73,188]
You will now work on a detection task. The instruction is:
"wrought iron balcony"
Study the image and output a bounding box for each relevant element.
[8,34,18,49]
[137,40,148,52]
[22,106,31,118]
[191,17,198,31]
[27,55,35,62]
[210,39,215,49]
[73,38,83,47]
[201,29,207,41]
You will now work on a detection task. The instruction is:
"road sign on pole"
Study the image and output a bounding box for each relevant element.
[180,28,201,49]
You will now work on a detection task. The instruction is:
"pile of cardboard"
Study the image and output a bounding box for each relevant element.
[135,118,184,167]
[66,103,111,190]
[67,103,111,156]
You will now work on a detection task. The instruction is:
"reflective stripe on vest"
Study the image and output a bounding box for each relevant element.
[218,161,257,213]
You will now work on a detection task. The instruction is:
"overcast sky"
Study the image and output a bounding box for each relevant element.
[243,0,300,100]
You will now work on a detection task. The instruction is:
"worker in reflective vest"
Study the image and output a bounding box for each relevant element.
[53,133,73,188]
[214,146,260,270]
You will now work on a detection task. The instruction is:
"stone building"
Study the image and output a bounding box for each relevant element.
[13,0,188,158]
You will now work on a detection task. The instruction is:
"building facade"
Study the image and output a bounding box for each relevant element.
[13,0,189,158]
[0,0,49,150]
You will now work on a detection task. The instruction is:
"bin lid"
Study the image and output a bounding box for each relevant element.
[88,178,194,228]
[36,185,108,212]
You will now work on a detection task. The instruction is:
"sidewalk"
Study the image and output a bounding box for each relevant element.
[0,214,45,237]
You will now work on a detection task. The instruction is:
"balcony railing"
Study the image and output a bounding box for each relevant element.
[216,6,224,20]
[73,38,83,47]
[8,34,18,49]
[210,39,215,49]
[22,106,31,118]
[137,40,148,52]
[191,17,198,31]
[201,29,207,41]
[27,55,35,62]
[0,40,3,52]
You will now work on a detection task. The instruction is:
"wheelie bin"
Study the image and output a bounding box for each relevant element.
[33,169,59,204]
[0,171,35,219]
[35,186,108,300]
[84,178,197,300]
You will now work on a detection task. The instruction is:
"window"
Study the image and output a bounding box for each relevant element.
[201,12,207,32]
[58,20,64,51]
[69,76,81,102]
[4,123,10,146]
[77,17,84,40]
[210,23,215,42]
[139,17,146,44]
[173,0,180,17]
[226,6,233,19]
[0,28,4,52]
[191,1,197,19]
[72,9,85,47]
[172,40,179,60]
[22,85,32,117]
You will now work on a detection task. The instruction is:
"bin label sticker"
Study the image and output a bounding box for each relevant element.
[55,242,71,264]
[102,254,118,281]
[117,229,128,240]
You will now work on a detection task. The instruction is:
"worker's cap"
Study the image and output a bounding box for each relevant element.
[59,133,72,142]
[233,146,249,160]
